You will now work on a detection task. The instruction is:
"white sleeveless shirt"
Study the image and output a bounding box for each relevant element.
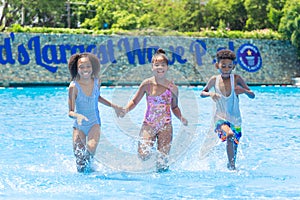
[214,74,242,126]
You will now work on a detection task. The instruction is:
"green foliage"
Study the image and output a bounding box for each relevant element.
[137,14,153,29]
[267,0,286,30]
[227,0,247,30]
[81,0,144,30]
[202,0,247,31]
[5,26,283,40]
[0,0,293,34]
[218,20,227,31]
[202,0,223,29]
[0,0,299,56]
[0,0,65,28]
[111,11,138,30]
[80,0,202,32]
[278,0,300,57]
[244,0,271,30]
[179,1,203,32]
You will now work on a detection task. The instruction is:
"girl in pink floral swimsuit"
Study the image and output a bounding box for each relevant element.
[143,81,172,132]
[122,48,188,172]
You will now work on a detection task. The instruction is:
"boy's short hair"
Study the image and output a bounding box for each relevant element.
[216,49,236,62]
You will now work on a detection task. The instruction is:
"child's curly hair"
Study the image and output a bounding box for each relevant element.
[216,49,236,62]
[68,52,100,81]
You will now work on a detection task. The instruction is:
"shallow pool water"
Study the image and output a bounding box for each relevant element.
[0,86,299,199]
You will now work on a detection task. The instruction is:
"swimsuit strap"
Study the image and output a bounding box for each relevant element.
[73,79,99,97]
[94,78,100,97]
[215,75,219,93]
[230,74,235,95]
[73,81,83,95]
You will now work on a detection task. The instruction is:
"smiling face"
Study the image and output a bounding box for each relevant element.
[77,56,93,80]
[152,56,168,79]
[216,59,235,78]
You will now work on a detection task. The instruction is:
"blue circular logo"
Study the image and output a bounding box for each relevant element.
[237,44,262,72]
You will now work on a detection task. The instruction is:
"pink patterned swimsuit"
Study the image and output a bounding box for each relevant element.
[143,83,173,132]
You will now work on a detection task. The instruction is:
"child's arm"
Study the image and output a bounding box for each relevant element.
[171,85,188,126]
[98,96,124,117]
[96,79,124,116]
[68,83,88,125]
[235,75,255,99]
[98,95,119,108]
[200,76,220,101]
[123,81,147,114]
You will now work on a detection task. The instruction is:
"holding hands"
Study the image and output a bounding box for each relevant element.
[112,105,126,118]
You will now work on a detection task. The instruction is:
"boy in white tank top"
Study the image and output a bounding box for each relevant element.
[200,49,255,170]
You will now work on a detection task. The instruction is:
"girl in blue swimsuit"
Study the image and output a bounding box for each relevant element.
[68,53,123,173]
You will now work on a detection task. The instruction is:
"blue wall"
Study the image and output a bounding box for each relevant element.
[0,32,299,86]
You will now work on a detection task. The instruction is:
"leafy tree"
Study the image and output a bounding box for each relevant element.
[202,0,245,31]
[111,11,138,30]
[81,0,201,32]
[149,0,186,30]
[202,0,228,30]
[279,0,300,57]
[178,0,203,32]
[62,0,91,28]
[1,0,298,43]
[0,0,65,29]
[81,0,144,30]
[244,0,271,30]
[267,0,286,30]
[137,13,153,29]
[227,0,247,30]
[136,0,154,29]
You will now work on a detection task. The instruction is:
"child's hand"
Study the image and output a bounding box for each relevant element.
[76,114,88,125]
[113,106,126,118]
[118,108,126,118]
[210,92,221,102]
[181,117,188,126]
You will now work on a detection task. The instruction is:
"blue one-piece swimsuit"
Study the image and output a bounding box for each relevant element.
[73,79,101,136]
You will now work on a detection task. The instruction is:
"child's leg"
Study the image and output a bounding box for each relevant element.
[220,124,236,170]
[156,124,173,172]
[86,124,101,156]
[226,135,237,170]
[73,129,88,172]
[138,124,156,160]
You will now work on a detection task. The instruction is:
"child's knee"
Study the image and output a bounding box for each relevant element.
[220,124,233,135]
[215,122,236,142]
[87,140,98,155]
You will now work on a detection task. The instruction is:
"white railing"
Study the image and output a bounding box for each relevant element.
[292,77,300,87]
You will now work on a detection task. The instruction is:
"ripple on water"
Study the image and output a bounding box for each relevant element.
[0,86,300,199]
